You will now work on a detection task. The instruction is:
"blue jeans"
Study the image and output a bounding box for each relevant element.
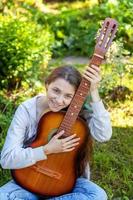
[0,178,107,200]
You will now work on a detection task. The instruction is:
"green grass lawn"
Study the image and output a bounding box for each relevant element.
[92,100,133,199]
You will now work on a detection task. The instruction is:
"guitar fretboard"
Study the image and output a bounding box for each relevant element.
[57,55,103,136]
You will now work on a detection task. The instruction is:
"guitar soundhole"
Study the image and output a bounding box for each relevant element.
[48,128,67,142]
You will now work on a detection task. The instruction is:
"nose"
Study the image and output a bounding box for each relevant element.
[56,95,65,105]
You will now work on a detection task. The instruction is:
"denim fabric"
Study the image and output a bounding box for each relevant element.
[0,178,107,200]
[0,180,38,200]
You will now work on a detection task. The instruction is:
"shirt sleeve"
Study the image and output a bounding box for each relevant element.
[80,99,112,142]
[0,104,47,169]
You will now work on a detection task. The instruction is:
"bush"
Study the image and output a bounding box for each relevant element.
[0,15,54,90]
[31,0,133,57]
[32,9,99,57]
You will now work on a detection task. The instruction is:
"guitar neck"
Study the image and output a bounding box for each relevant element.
[58,54,103,136]
[57,17,118,136]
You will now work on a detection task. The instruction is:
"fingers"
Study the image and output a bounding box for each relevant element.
[63,142,79,150]
[62,134,78,142]
[83,64,101,83]
[63,147,75,152]
[85,64,100,73]
[90,64,100,72]
[63,138,80,147]
[62,140,79,152]
[86,66,100,76]
[54,131,80,153]
[62,134,80,152]
[84,70,99,79]
[84,71,101,82]
[54,130,65,139]
[84,65,100,75]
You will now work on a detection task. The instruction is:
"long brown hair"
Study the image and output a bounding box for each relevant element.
[45,65,93,177]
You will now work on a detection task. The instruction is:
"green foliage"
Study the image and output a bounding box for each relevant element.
[0,15,54,90]
[1,1,132,58]
[106,41,132,84]
[29,0,133,57]
[99,40,133,99]
[30,8,99,57]
[0,92,15,185]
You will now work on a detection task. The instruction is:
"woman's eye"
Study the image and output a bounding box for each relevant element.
[65,95,72,99]
[53,88,60,93]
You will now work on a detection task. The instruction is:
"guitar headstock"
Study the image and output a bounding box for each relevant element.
[95,18,118,57]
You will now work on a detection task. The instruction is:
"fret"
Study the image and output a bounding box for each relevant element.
[61,117,75,124]
[69,101,80,108]
[62,118,77,127]
[90,55,103,66]
[77,88,87,97]
[76,88,88,95]
[62,115,77,124]
[58,126,72,134]
[78,86,89,94]
[73,95,86,102]
[63,110,79,118]
[77,92,88,97]
[78,83,90,92]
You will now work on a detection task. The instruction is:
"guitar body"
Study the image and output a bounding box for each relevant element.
[11,111,89,197]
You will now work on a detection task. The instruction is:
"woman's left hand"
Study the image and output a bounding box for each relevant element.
[83,64,101,92]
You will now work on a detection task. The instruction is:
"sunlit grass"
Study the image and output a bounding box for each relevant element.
[92,100,133,199]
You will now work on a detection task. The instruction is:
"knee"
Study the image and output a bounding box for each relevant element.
[86,180,108,200]
[75,178,108,200]
[97,187,108,200]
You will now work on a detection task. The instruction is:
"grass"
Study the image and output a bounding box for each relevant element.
[92,100,133,199]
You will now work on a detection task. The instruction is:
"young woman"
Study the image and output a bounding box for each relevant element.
[0,65,112,200]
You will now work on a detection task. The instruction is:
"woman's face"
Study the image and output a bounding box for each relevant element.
[46,78,76,112]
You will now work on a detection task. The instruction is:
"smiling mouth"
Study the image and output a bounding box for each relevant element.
[51,100,63,108]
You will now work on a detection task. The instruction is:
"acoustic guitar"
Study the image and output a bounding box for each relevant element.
[11,17,118,197]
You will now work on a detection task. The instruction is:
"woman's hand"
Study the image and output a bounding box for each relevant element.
[83,64,101,92]
[43,130,80,155]
[83,64,101,102]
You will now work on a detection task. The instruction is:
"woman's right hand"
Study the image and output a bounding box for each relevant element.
[43,130,80,155]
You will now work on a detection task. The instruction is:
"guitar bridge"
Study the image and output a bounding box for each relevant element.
[32,164,62,180]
